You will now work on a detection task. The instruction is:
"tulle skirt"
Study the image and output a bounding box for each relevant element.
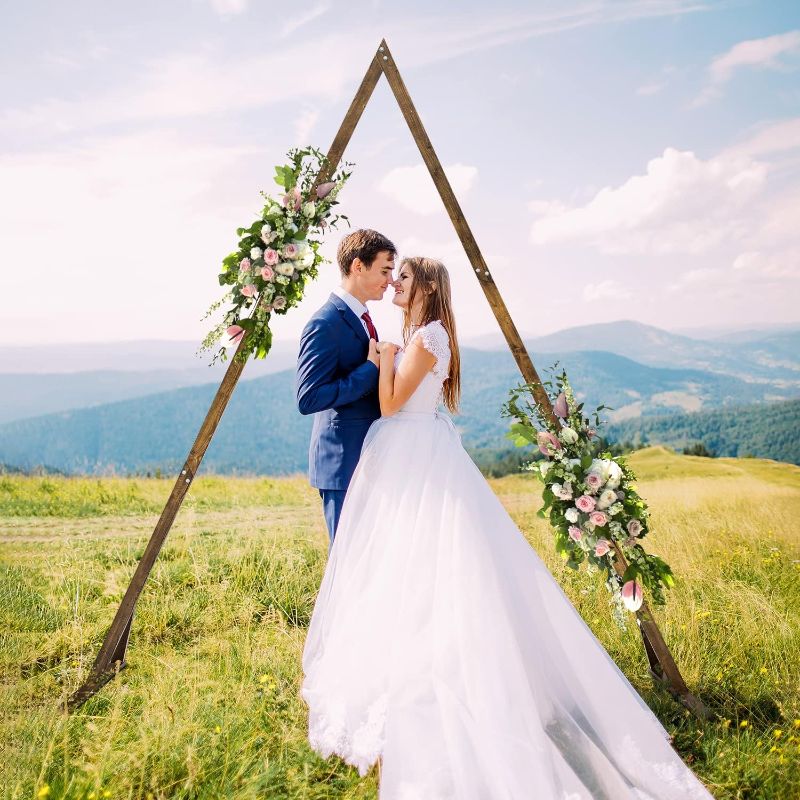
[301,411,714,799]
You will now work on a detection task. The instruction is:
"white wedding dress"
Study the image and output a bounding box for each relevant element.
[301,321,714,800]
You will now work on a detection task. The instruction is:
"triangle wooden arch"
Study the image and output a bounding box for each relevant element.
[69,39,709,720]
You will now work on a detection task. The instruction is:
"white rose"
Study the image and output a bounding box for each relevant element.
[559,426,579,444]
[606,461,623,489]
[565,507,579,523]
[597,488,617,510]
[539,462,550,478]
[275,262,295,277]
[250,246,263,260]
[589,458,611,483]
[302,201,316,218]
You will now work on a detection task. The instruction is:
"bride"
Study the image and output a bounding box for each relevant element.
[301,256,715,799]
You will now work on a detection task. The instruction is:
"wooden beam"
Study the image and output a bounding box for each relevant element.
[68,51,385,712]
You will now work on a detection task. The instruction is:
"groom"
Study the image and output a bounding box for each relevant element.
[295,229,397,545]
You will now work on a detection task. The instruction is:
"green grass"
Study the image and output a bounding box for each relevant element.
[1,447,799,799]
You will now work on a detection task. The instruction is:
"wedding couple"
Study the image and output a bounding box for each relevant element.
[295,229,714,799]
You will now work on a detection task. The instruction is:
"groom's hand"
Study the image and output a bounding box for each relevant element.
[367,338,380,368]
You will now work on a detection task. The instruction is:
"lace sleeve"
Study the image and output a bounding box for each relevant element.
[417,320,450,377]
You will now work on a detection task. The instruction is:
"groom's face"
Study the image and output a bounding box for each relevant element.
[353,250,395,302]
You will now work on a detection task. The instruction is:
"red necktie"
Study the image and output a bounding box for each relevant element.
[361,311,378,341]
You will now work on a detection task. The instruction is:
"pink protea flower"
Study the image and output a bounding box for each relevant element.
[537,430,562,455]
[594,539,611,557]
[264,248,279,266]
[585,473,603,493]
[227,324,244,343]
[316,181,336,199]
[575,494,596,513]
[627,519,643,537]
[568,525,582,542]
[283,186,301,212]
[261,266,275,281]
[589,511,608,527]
[241,284,257,298]
[621,579,644,611]
[553,392,568,419]
[272,295,287,310]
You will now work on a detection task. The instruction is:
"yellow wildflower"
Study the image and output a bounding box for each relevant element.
[721,719,731,728]
[37,787,50,799]
[695,611,712,619]
[258,674,271,684]
[759,667,768,675]
[103,791,111,798]
[774,729,783,739]
[740,720,749,728]
[716,672,723,682]
[214,725,221,734]
[769,745,778,753]
[794,719,800,728]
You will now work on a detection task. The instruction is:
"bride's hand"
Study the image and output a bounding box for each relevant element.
[378,341,400,358]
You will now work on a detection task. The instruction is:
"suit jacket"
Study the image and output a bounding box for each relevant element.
[295,293,380,490]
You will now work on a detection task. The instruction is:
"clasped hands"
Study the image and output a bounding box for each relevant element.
[367,338,400,367]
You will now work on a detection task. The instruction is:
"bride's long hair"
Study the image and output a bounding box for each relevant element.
[400,256,461,414]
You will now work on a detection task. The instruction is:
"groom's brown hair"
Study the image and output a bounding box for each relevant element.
[337,229,396,277]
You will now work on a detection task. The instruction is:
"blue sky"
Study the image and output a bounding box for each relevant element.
[1,0,798,345]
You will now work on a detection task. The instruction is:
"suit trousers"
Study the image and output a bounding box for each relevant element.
[319,488,347,548]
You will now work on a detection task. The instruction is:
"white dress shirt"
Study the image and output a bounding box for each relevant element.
[333,286,371,336]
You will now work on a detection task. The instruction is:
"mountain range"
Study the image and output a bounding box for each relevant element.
[2,319,799,475]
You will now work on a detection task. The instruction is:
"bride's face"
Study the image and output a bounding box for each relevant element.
[391,264,415,310]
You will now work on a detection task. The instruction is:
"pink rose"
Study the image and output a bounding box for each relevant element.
[537,430,562,456]
[316,181,336,199]
[627,519,642,537]
[594,539,611,557]
[261,266,275,281]
[272,295,287,310]
[239,257,251,272]
[589,511,608,527]
[568,525,582,542]
[575,495,596,513]
[282,243,298,260]
[264,248,279,266]
[585,473,602,492]
[227,324,244,343]
[621,580,643,611]
[241,284,257,298]
[553,392,568,419]
[282,186,301,212]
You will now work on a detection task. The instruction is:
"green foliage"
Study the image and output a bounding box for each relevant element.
[503,366,675,626]
[202,146,354,365]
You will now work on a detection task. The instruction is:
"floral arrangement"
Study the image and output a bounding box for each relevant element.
[200,147,352,364]
[503,369,675,628]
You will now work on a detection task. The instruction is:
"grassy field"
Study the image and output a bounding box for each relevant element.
[1,447,799,799]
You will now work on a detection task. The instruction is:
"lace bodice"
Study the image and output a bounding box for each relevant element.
[395,320,451,414]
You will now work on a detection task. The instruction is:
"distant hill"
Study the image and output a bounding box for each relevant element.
[607,398,800,465]
[1,348,795,476]
[477,320,800,388]
[2,321,797,426]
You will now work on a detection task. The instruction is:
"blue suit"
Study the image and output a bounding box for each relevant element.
[296,293,380,543]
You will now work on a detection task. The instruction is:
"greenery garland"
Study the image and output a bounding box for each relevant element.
[200,147,353,364]
[504,368,675,628]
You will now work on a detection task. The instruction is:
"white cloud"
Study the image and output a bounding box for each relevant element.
[294,107,321,145]
[1,3,710,141]
[529,147,767,255]
[0,132,261,343]
[583,280,632,302]
[280,2,331,37]
[379,163,478,215]
[636,81,666,96]
[725,116,800,159]
[209,0,248,16]
[695,30,800,105]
